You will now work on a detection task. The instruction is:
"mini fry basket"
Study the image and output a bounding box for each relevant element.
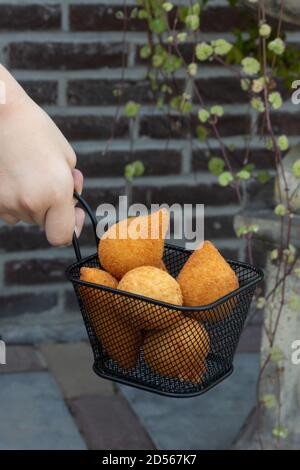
[66,193,264,398]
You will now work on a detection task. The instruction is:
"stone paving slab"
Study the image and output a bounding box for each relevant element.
[120,353,259,450]
[237,324,262,353]
[0,371,87,450]
[39,342,115,398]
[0,345,46,374]
[69,394,155,450]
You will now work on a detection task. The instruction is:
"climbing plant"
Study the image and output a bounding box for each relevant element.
[111,0,300,448]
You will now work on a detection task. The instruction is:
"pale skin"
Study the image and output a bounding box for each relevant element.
[0,64,85,246]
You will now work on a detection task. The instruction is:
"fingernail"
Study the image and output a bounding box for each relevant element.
[75,225,81,238]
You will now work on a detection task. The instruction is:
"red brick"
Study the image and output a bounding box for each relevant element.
[200,7,251,32]
[5,258,73,285]
[204,215,235,239]
[137,42,195,66]
[0,225,48,252]
[192,148,276,172]
[70,4,147,32]
[9,42,126,70]
[67,78,185,106]
[261,113,299,135]
[219,246,240,260]
[0,4,61,31]
[247,180,274,210]
[132,183,238,206]
[52,115,129,140]
[21,80,58,105]
[139,114,250,139]
[0,223,96,254]
[201,6,298,33]
[83,186,126,212]
[68,79,152,106]
[194,77,248,104]
[0,292,58,317]
[77,149,182,178]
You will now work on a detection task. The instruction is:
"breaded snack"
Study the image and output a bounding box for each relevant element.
[144,318,210,384]
[79,268,141,369]
[177,241,239,321]
[117,266,183,329]
[98,208,169,280]
[80,267,118,288]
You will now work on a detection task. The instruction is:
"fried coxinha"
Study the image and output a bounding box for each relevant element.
[79,212,239,381]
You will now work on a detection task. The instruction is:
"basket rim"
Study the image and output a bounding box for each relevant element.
[65,243,264,312]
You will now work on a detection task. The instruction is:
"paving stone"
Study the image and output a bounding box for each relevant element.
[39,342,115,398]
[0,372,86,450]
[237,324,262,353]
[120,353,260,450]
[69,394,155,450]
[0,345,46,374]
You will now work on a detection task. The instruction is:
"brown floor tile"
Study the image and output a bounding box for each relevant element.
[0,345,46,374]
[68,394,155,450]
[237,324,262,353]
[39,342,115,399]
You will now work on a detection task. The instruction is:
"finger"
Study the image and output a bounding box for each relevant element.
[73,168,84,194]
[75,207,85,238]
[44,194,75,246]
[66,148,77,169]
[0,213,20,225]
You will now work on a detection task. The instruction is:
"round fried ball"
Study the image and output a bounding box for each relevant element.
[80,267,118,288]
[79,267,141,369]
[177,241,239,322]
[144,318,210,384]
[117,266,183,330]
[98,208,169,280]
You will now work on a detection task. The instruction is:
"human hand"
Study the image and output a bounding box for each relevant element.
[0,65,85,246]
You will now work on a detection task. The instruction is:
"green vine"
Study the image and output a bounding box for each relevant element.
[114,0,300,448]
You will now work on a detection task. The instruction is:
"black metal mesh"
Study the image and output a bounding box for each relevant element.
[66,244,263,397]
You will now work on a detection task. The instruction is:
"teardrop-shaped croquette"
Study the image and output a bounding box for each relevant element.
[80,267,118,288]
[98,208,169,280]
[144,318,210,384]
[177,241,239,321]
[117,266,183,330]
[79,267,142,369]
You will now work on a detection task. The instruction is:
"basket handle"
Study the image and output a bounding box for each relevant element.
[72,191,99,261]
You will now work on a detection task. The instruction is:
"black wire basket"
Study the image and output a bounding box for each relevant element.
[66,193,264,398]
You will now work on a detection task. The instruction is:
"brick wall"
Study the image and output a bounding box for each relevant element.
[0,0,299,341]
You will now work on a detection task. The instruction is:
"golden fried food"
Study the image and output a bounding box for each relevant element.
[177,241,239,322]
[79,268,141,369]
[117,266,183,330]
[98,209,169,280]
[144,318,210,384]
[80,267,118,288]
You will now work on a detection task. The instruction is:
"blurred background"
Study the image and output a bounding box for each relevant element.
[0,0,299,451]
